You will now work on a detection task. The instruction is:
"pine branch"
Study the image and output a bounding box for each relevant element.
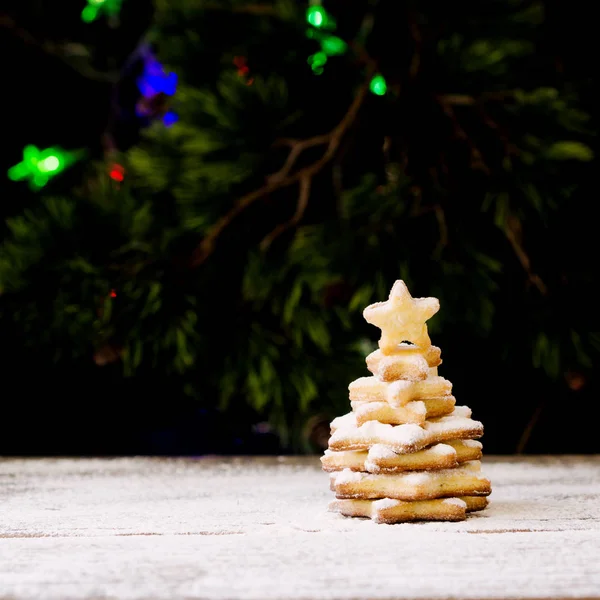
[189,66,375,267]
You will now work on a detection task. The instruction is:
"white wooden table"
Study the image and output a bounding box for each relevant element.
[1,456,599,600]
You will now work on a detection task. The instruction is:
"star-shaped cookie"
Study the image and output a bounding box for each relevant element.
[363,280,439,351]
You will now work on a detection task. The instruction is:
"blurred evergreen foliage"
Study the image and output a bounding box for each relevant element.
[0,0,597,451]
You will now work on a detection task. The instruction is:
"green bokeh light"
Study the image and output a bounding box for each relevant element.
[306,5,344,76]
[321,36,347,56]
[81,0,122,23]
[307,6,326,28]
[370,74,388,96]
[308,51,328,74]
[312,52,327,66]
[7,145,76,190]
[39,156,60,173]
[81,5,98,22]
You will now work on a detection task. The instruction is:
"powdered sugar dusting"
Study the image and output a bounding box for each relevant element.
[408,401,427,415]
[348,376,373,390]
[443,498,467,508]
[331,412,356,431]
[375,498,401,510]
[332,469,364,485]
[389,423,426,444]
[429,443,455,456]
[388,380,412,395]
[401,472,432,485]
[358,420,392,437]
[449,406,472,418]
[368,444,399,460]
[425,416,482,435]
[461,440,483,449]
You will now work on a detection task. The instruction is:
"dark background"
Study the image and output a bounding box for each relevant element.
[1,0,597,456]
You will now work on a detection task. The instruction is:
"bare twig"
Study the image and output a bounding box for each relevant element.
[438,93,518,165]
[433,204,448,254]
[439,91,517,106]
[0,14,119,82]
[437,95,490,174]
[440,93,518,151]
[268,134,331,184]
[439,94,477,106]
[332,128,354,217]
[232,4,278,16]
[408,16,422,78]
[516,399,545,453]
[260,175,311,251]
[439,92,545,294]
[190,67,375,267]
[504,215,548,295]
[201,3,278,16]
[475,105,517,159]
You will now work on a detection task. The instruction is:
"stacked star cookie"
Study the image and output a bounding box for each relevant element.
[321,280,491,523]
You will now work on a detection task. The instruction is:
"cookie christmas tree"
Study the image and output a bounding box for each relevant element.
[321,280,491,523]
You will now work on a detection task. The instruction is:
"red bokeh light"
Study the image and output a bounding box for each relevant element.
[233,56,252,80]
[109,164,125,182]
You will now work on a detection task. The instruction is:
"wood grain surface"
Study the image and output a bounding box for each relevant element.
[1,456,599,600]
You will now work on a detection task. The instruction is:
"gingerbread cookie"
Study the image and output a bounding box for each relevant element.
[363,280,439,351]
[330,495,488,524]
[348,375,452,407]
[330,461,491,501]
[351,396,456,426]
[366,345,442,381]
[328,407,482,454]
[321,439,481,473]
